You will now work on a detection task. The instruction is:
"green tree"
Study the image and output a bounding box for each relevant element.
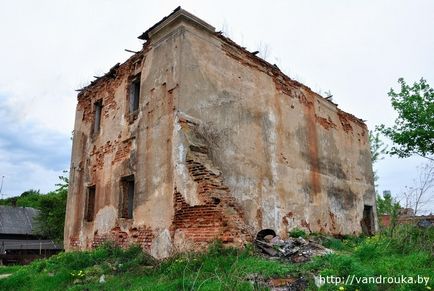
[35,175,68,242]
[369,132,401,222]
[0,175,69,243]
[377,78,434,160]
[0,189,42,208]
[376,191,400,216]
[20,189,40,197]
[376,191,401,234]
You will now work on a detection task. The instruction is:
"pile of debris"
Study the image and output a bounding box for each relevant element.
[246,274,308,291]
[254,229,332,263]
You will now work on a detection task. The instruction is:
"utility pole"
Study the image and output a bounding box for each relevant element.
[0,176,5,200]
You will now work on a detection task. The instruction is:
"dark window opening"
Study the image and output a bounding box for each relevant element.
[361,205,374,235]
[120,175,135,219]
[129,75,141,113]
[85,186,96,222]
[93,100,102,134]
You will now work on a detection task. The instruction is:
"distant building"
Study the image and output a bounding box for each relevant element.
[380,207,434,228]
[0,206,62,265]
[65,7,377,258]
[398,208,415,216]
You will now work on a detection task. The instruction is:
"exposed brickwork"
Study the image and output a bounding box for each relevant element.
[89,141,115,175]
[316,115,337,130]
[103,89,117,118]
[92,225,154,250]
[88,138,132,179]
[173,192,223,242]
[77,96,93,123]
[112,139,132,164]
[337,112,354,133]
[172,125,251,246]
[129,226,155,250]
[76,43,149,126]
[69,236,80,249]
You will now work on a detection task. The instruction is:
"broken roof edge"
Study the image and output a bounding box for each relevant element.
[77,8,367,128]
[138,7,215,41]
[77,7,215,96]
[214,32,368,128]
[76,43,149,97]
[137,7,366,127]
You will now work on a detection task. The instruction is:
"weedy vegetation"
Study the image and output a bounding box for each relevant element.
[0,225,432,290]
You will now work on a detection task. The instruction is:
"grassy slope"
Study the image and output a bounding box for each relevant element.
[0,242,297,290]
[0,226,432,291]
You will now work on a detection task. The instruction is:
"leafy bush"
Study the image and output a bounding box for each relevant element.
[288,228,307,238]
[387,224,434,254]
[0,189,43,208]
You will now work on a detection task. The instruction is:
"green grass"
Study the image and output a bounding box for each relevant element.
[0,226,432,291]
[314,226,434,291]
[288,227,307,238]
[0,241,297,291]
[0,265,21,275]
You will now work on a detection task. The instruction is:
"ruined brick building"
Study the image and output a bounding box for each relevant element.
[65,7,377,258]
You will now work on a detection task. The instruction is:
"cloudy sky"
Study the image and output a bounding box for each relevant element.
[0,1,433,211]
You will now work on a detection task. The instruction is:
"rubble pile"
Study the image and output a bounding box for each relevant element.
[246,274,308,291]
[254,231,332,263]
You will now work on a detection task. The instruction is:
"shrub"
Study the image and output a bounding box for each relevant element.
[387,224,434,254]
[288,228,307,238]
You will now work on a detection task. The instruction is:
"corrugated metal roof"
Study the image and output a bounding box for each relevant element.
[0,239,63,251]
[0,206,39,235]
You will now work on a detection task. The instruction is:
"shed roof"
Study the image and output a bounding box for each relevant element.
[0,206,39,235]
[0,239,62,251]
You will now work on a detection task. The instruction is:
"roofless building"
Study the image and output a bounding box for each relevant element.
[65,7,377,258]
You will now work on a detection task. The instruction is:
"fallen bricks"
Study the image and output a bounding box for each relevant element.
[246,273,308,291]
[254,234,332,263]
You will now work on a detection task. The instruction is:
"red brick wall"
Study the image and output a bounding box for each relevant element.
[91,226,154,250]
[171,131,252,246]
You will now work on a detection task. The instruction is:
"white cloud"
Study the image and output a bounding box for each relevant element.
[0,98,70,196]
[0,160,63,197]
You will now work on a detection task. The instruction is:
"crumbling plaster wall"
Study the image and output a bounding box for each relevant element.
[176,25,377,237]
[171,112,252,251]
[65,27,183,257]
[65,16,377,258]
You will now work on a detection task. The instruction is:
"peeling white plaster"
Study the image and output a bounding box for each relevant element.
[94,206,117,233]
[151,229,173,259]
[172,115,201,206]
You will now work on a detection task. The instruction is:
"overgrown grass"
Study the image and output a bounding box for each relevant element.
[0,225,432,290]
[0,241,297,290]
[314,225,434,291]
[0,265,21,275]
